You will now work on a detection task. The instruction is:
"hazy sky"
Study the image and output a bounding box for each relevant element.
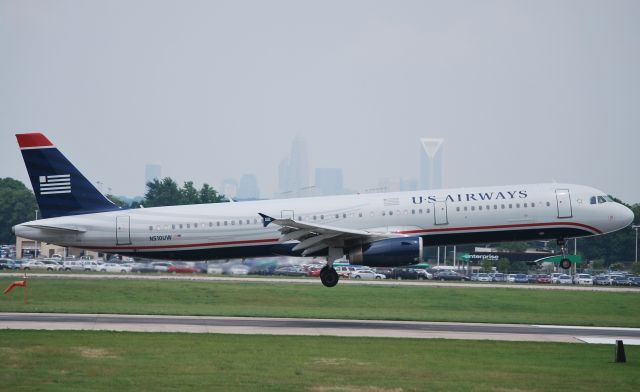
[1,0,639,202]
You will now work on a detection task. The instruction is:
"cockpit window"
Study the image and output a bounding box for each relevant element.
[591,195,614,204]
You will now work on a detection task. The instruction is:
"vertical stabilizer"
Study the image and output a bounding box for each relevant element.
[16,132,120,218]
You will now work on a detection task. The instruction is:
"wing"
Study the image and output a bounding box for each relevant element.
[259,213,399,256]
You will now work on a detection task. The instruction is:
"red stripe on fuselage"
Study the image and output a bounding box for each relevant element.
[398,221,602,235]
[16,133,54,149]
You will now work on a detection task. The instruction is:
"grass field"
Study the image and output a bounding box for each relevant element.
[1,330,638,391]
[1,276,639,327]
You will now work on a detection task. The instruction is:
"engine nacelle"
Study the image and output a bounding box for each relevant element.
[348,236,423,267]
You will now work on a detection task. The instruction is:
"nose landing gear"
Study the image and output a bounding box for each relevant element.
[557,239,572,270]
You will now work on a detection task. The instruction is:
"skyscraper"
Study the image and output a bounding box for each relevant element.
[237,174,260,200]
[277,137,310,198]
[419,138,443,190]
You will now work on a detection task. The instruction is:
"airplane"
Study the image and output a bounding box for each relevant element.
[12,132,635,287]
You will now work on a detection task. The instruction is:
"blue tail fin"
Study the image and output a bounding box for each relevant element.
[16,132,120,219]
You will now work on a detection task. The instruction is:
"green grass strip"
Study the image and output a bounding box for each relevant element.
[0,330,639,391]
[1,277,639,327]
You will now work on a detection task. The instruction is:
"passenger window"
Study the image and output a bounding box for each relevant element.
[389,211,393,216]
[471,206,475,211]
[247,219,250,224]
[382,211,386,216]
[194,223,198,228]
[479,206,483,210]
[149,226,153,231]
[516,204,520,208]
[238,220,242,225]
[186,224,190,229]
[501,204,505,209]
[172,224,176,230]
[531,202,535,207]
[216,222,220,227]
[412,209,416,214]
[456,207,460,212]
[546,202,551,207]
[343,213,347,218]
[464,206,468,211]
[494,205,497,209]
[224,221,228,226]
[335,214,339,219]
[179,224,183,229]
[523,203,527,208]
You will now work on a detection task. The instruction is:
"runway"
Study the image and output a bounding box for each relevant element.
[2,312,640,345]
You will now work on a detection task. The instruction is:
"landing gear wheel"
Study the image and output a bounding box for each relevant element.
[320,266,339,287]
[557,239,572,270]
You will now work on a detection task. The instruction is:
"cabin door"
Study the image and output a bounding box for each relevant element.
[116,215,132,245]
[432,201,449,225]
[555,189,573,218]
[281,210,295,219]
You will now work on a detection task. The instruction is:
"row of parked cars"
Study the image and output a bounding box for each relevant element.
[2,257,639,286]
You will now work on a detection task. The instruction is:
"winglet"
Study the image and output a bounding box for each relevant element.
[259,213,275,228]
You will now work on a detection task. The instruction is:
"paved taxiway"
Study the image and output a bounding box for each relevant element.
[3,272,639,292]
[2,313,640,345]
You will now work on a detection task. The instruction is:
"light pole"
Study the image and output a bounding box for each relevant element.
[633,225,640,264]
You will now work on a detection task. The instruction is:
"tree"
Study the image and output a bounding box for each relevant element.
[0,178,37,244]
[497,258,510,273]
[180,181,200,205]
[143,178,182,207]
[142,177,226,207]
[106,194,129,209]
[200,183,225,203]
[481,259,492,272]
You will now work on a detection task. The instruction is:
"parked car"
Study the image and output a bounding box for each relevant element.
[535,274,552,284]
[151,261,174,272]
[557,274,573,284]
[413,269,432,279]
[167,264,198,274]
[551,273,562,284]
[491,273,506,282]
[628,276,640,286]
[506,274,517,283]
[394,268,424,280]
[130,263,157,273]
[513,274,529,283]
[273,266,307,276]
[476,273,492,282]
[21,260,50,271]
[0,258,19,270]
[574,274,593,285]
[349,269,385,279]
[434,270,469,281]
[206,264,225,274]
[593,275,610,286]
[226,264,250,275]
[334,265,359,278]
[610,275,632,286]
[99,263,132,273]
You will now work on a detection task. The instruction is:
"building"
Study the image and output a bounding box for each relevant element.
[315,168,343,196]
[221,178,238,199]
[419,138,443,190]
[277,137,310,198]
[15,237,100,260]
[237,174,260,200]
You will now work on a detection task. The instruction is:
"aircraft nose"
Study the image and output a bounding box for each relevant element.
[621,204,635,227]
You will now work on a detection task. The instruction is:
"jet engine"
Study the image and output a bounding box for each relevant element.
[348,237,423,267]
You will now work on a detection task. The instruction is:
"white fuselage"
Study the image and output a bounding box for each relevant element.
[14,183,634,261]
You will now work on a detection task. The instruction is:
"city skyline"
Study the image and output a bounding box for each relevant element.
[1,2,639,203]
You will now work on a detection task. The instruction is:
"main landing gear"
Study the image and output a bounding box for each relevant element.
[320,265,339,288]
[557,239,572,270]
